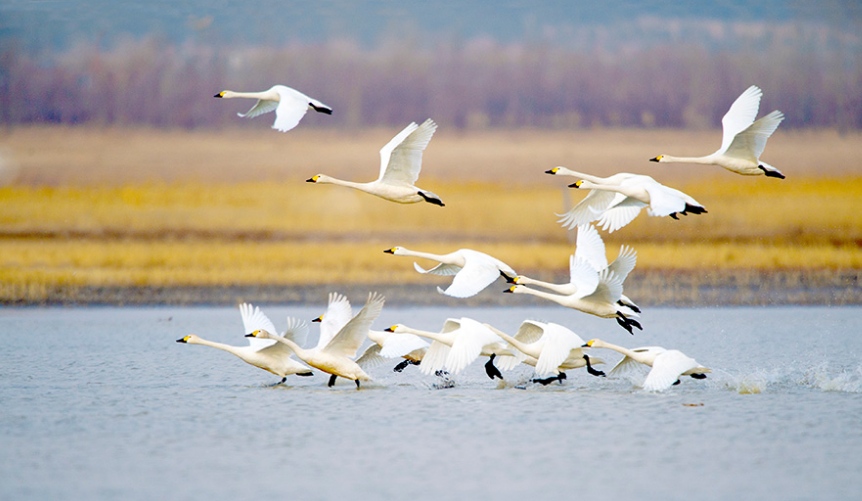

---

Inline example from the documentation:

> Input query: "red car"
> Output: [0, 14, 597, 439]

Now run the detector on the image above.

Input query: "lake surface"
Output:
[2, 304, 861, 500]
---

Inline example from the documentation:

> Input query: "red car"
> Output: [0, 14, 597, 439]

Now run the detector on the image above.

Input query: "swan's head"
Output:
[306, 174, 322, 183]
[583, 339, 599, 348]
[545, 167, 561, 175]
[311, 314, 323, 323]
[499, 270, 519, 284]
[384, 324, 406, 333]
[569, 180, 585, 189]
[649, 155, 664, 162]
[245, 329, 275, 339]
[176, 335, 199, 343]
[214, 90, 232, 99]
[383, 246, 406, 255]
[503, 285, 521, 294]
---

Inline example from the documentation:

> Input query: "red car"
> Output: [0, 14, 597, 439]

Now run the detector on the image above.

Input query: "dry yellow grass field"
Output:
[0, 126, 860, 303]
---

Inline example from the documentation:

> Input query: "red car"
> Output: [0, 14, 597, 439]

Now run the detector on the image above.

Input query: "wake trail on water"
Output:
[718, 362, 862, 394]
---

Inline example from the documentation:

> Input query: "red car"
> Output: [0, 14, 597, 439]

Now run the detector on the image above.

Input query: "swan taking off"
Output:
[354, 329, 430, 373]
[247, 292, 385, 389]
[557, 172, 706, 233]
[649, 85, 785, 178]
[384, 246, 516, 298]
[214, 84, 332, 132]
[176, 303, 313, 384]
[584, 339, 711, 391]
[306, 119, 444, 206]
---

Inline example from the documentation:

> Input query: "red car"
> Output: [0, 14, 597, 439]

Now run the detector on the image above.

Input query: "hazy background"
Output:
[2, 0, 861, 131]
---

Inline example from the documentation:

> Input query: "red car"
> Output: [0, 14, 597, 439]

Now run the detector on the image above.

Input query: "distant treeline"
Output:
[2, 32, 860, 130]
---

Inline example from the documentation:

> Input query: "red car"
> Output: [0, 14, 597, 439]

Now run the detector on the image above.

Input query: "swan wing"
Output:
[574, 223, 608, 271]
[379, 118, 438, 185]
[414, 261, 461, 276]
[642, 350, 700, 391]
[355, 343, 388, 370]
[440, 254, 509, 298]
[569, 257, 600, 298]
[582, 268, 623, 303]
[535, 324, 584, 377]
[323, 292, 385, 358]
[281, 316, 310, 348]
[719, 85, 762, 154]
[608, 355, 648, 379]
[418, 340, 451, 375]
[557, 190, 616, 230]
[595, 198, 644, 233]
[514, 320, 547, 345]
[379, 333, 430, 358]
[239, 303, 278, 351]
[724, 110, 785, 161]
[641, 182, 687, 217]
[237, 99, 279, 119]
[316, 292, 353, 350]
[608, 245, 637, 284]
[444, 318, 502, 375]
[272, 98, 310, 132]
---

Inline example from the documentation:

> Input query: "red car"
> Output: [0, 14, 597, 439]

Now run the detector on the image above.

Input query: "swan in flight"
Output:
[306, 119, 444, 206]
[214, 84, 331, 132]
[584, 339, 711, 391]
[176, 303, 313, 384]
[559, 173, 706, 233]
[385, 246, 516, 298]
[354, 329, 430, 373]
[385, 318, 520, 379]
[649, 85, 785, 178]
[501, 223, 640, 315]
[247, 292, 385, 389]
[483, 321, 606, 384]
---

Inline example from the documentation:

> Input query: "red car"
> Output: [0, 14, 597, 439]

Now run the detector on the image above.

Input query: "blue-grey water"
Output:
[2, 305, 861, 500]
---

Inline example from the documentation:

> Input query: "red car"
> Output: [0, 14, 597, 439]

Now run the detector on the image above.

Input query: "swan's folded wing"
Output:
[557, 190, 616, 230]
[239, 303, 279, 350]
[444, 319, 502, 375]
[642, 350, 700, 391]
[414, 261, 461, 276]
[380, 118, 438, 185]
[322, 292, 385, 358]
[316, 292, 353, 350]
[608, 245, 637, 284]
[719, 85, 762, 154]
[272, 95, 311, 132]
[569, 257, 600, 299]
[355, 344, 387, 370]
[725, 110, 785, 161]
[237, 99, 278, 119]
[379, 333, 430, 359]
[574, 224, 608, 271]
[419, 341, 451, 375]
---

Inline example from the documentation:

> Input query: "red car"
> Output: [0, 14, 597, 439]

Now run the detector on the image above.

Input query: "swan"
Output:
[175, 302, 313, 384]
[214, 84, 332, 132]
[565, 174, 707, 233]
[354, 329, 430, 373]
[306, 119, 444, 206]
[384, 246, 516, 298]
[247, 292, 385, 389]
[385, 318, 520, 379]
[501, 223, 640, 314]
[483, 321, 606, 383]
[650, 85, 785, 178]
[584, 339, 711, 391]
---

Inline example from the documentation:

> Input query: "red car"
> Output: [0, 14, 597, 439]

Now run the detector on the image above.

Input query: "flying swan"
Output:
[176, 302, 313, 384]
[307, 119, 444, 206]
[384, 246, 516, 298]
[214, 84, 332, 132]
[649, 85, 785, 178]
[584, 339, 711, 391]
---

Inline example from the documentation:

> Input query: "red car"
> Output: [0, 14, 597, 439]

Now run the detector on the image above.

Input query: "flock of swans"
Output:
[178, 83, 785, 391]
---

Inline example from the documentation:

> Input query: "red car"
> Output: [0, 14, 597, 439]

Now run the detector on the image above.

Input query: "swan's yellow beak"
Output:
[544, 167, 559, 175]
[312, 315, 323, 323]
[584, 340, 596, 347]
[569, 180, 584, 188]
[384, 325, 397, 332]
[306, 175, 320, 183]
[176, 335, 191, 343]
[650, 155, 663, 162]
[503, 285, 516, 293]
[214, 91, 225, 98]
[383, 248, 395, 254]
[244, 330, 259, 338]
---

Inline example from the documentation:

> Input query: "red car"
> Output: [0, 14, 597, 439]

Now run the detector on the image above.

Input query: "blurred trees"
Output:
[1, 26, 860, 130]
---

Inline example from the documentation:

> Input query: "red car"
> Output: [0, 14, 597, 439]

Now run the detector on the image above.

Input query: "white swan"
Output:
[306, 119, 444, 206]
[214, 84, 332, 132]
[502, 223, 640, 314]
[585, 339, 711, 391]
[385, 318, 519, 379]
[384, 246, 516, 298]
[176, 302, 313, 384]
[354, 329, 430, 373]
[483, 321, 606, 383]
[650, 85, 785, 178]
[563, 173, 707, 232]
[247, 292, 385, 389]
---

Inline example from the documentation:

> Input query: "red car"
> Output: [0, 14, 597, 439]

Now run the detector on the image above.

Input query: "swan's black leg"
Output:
[669, 213, 679, 220]
[690, 373, 708, 380]
[673, 379, 681, 386]
[280, 377, 287, 384]
[393, 359, 411, 372]
[328, 374, 338, 387]
[484, 353, 504, 380]
[355, 380, 361, 390]
[297, 371, 314, 377]
[584, 355, 606, 377]
[759, 166, 785, 179]
[616, 315, 635, 335]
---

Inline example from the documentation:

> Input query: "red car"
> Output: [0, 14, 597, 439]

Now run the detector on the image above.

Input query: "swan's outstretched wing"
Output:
[582, 268, 624, 304]
[237, 99, 279, 120]
[608, 245, 637, 284]
[379, 333, 429, 359]
[323, 292, 385, 358]
[609, 346, 666, 379]
[282, 316, 309, 348]
[641, 182, 687, 218]
[557, 190, 617, 230]
[419, 341, 451, 375]
[439, 253, 511, 298]
[724, 110, 785, 161]
[316, 292, 353, 350]
[595, 198, 645, 233]
[534, 323, 585, 377]
[569, 257, 600, 299]
[718, 85, 762, 154]
[574, 224, 608, 271]
[239, 303, 278, 351]
[355, 343, 387, 370]
[272, 97, 310, 132]
[414, 262, 461, 276]
[378, 119, 438, 185]
[444, 318, 503, 375]
[642, 350, 701, 391]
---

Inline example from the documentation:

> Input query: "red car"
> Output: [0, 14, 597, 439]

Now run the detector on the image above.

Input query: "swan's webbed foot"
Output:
[418, 191, 445, 207]
[690, 373, 708, 380]
[532, 373, 563, 386]
[759, 165, 786, 179]
[584, 355, 606, 377]
[484, 353, 504, 380]
[618, 299, 642, 314]
[297, 371, 314, 377]
[669, 212, 679, 220]
[328, 374, 338, 387]
[393, 360, 411, 372]
[616, 313, 642, 335]
[673, 379, 681, 386]
[684, 203, 707, 215]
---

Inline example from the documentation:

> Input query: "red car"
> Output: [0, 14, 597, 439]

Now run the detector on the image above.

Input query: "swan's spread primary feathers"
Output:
[214, 84, 331, 132]
[385, 246, 515, 298]
[650, 85, 785, 178]
[306, 119, 444, 205]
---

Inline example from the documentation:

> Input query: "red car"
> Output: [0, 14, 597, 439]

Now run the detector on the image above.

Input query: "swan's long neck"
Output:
[518, 275, 569, 294]
[590, 340, 648, 364]
[399, 249, 461, 266]
[514, 285, 572, 306]
[558, 169, 609, 183]
[398, 326, 454, 345]
[318, 176, 370, 192]
[660, 154, 715, 165]
[270, 336, 308, 360]
[484, 325, 535, 357]
[222, 90, 278, 101]
[188, 337, 245, 358]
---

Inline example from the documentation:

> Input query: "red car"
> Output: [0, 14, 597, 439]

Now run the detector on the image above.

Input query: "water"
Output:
[2, 305, 861, 500]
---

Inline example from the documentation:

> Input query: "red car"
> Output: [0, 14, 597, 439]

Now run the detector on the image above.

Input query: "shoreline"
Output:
[4, 269, 859, 307]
